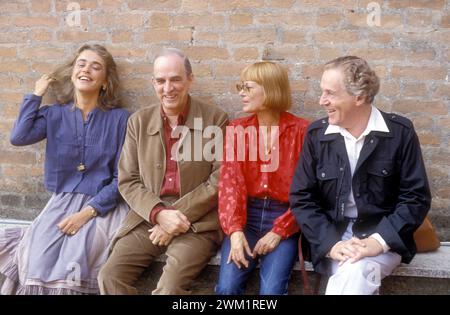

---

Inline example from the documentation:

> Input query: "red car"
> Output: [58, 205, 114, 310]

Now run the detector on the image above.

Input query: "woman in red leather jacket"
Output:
[216, 61, 309, 295]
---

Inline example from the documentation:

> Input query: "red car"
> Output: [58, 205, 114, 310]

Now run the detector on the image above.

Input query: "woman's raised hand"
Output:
[33, 74, 55, 97]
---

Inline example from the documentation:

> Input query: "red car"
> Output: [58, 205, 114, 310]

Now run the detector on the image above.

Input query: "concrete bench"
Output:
[1, 218, 449, 294]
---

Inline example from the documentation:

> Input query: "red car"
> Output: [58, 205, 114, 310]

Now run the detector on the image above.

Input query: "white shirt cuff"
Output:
[370, 233, 390, 253]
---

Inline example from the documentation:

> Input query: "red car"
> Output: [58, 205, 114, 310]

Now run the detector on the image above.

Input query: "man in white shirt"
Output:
[289, 56, 431, 294]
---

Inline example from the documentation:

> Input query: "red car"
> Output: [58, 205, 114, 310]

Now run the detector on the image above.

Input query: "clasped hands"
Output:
[148, 209, 191, 246]
[227, 231, 282, 269]
[329, 236, 384, 266]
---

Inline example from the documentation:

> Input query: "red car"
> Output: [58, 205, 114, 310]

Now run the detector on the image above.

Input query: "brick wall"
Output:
[0, 0, 449, 239]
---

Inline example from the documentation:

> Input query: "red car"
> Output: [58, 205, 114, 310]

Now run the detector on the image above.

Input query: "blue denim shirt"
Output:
[10, 94, 129, 215]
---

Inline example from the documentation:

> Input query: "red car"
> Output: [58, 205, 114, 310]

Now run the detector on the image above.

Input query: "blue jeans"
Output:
[215, 197, 298, 295]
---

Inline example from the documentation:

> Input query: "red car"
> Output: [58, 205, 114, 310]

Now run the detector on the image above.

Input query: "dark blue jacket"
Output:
[10, 94, 129, 215]
[289, 111, 431, 275]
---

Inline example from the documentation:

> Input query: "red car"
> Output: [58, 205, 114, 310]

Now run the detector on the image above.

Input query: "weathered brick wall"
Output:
[1, 0, 449, 239]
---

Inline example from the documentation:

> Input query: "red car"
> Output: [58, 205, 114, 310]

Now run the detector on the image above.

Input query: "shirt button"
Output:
[370, 139, 374, 144]
[263, 184, 268, 188]
[362, 233, 367, 238]
[339, 167, 344, 172]
[356, 193, 361, 197]
[169, 178, 173, 181]
[382, 169, 388, 175]
[321, 172, 326, 178]
[156, 164, 162, 169]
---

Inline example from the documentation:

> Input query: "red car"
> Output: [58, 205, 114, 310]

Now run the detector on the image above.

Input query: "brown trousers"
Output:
[98, 221, 220, 295]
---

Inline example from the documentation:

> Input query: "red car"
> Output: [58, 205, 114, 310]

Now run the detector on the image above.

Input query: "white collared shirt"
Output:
[325, 106, 391, 252]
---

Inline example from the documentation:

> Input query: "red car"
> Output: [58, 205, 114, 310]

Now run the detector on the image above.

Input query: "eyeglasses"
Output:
[235, 82, 254, 93]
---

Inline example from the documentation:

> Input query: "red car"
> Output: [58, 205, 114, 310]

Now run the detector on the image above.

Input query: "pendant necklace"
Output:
[74, 106, 86, 172]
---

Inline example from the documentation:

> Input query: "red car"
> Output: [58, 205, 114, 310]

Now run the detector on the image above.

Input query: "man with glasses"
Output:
[98, 48, 228, 294]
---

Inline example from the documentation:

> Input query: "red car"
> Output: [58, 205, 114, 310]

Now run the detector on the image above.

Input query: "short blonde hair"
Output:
[240, 62, 292, 111]
[324, 56, 380, 104]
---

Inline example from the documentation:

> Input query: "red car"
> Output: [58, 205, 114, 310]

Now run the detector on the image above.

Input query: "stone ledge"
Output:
[2, 219, 450, 280]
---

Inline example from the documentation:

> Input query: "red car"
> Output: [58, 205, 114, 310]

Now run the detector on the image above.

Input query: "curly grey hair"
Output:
[324, 56, 380, 104]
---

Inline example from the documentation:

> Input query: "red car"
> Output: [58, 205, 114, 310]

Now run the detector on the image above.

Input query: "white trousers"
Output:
[325, 222, 402, 295]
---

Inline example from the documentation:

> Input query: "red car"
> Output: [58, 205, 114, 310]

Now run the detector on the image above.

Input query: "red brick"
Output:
[31, 62, 55, 74]
[230, 14, 253, 26]
[263, 46, 315, 62]
[191, 79, 232, 94]
[0, 47, 16, 57]
[12, 16, 59, 28]
[121, 78, 152, 91]
[411, 115, 433, 129]
[437, 118, 450, 129]
[301, 65, 323, 80]
[349, 48, 405, 61]
[403, 83, 428, 97]
[380, 81, 401, 97]
[347, 13, 402, 28]
[433, 85, 450, 98]
[392, 66, 446, 80]
[418, 132, 440, 146]
[370, 33, 394, 45]
[142, 29, 192, 43]
[56, 0, 97, 11]
[0, 31, 28, 43]
[92, 14, 145, 28]
[185, 47, 230, 60]
[282, 31, 306, 44]
[31, 0, 52, 13]
[1, 93, 24, 104]
[19, 47, 66, 60]
[214, 63, 247, 77]
[0, 2, 27, 13]
[393, 100, 447, 115]
[181, 0, 209, 11]
[298, 0, 354, 7]
[106, 47, 147, 58]
[210, 0, 265, 11]
[256, 14, 315, 27]
[233, 48, 259, 61]
[317, 13, 342, 28]
[224, 30, 277, 44]
[0, 75, 24, 90]
[117, 61, 153, 76]
[0, 150, 36, 165]
[388, 0, 445, 10]
[0, 60, 29, 74]
[31, 30, 53, 42]
[291, 80, 310, 92]
[266, 0, 295, 8]
[112, 30, 133, 43]
[314, 31, 360, 44]
[407, 49, 436, 62]
[57, 31, 106, 42]
[407, 13, 434, 27]
[149, 13, 170, 28]
[194, 31, 220, 42]
[441, 15, 450, 28]
[127, 0, 180, 10]
[319, 48, 343, 61]
[191, 64, 211, 77]
[173, 14, 225, 28]
[99, 0, 124, 11]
